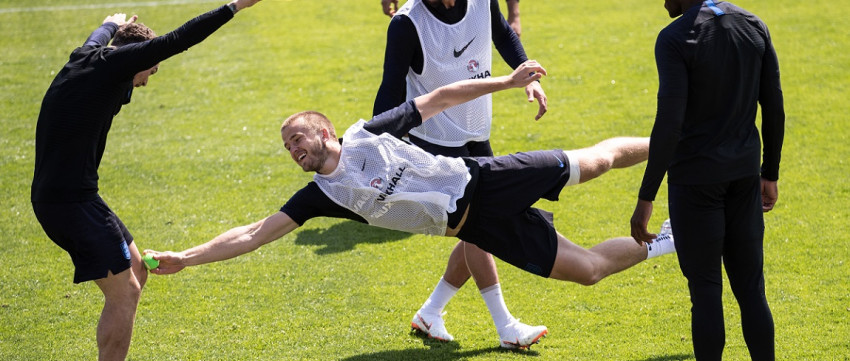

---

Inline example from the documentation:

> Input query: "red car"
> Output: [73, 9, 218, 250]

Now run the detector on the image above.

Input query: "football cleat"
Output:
[499, 319, 548, 349]
[411, 311, 454, 342]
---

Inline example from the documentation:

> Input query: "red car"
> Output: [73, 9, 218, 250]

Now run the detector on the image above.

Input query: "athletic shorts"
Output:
[409, 134, 494, 157]
[457, 150, 580, 277]
[32, 196, 133, 283]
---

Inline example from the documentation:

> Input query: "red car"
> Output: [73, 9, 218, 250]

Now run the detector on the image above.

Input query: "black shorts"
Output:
[32, 196, 133, 283]
[409, 134, 494, 157]
[457, 150, 578, 277]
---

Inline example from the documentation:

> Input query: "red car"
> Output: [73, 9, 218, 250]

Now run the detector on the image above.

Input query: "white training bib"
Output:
[314, 120, 471, 235]
[396, 0, 493, 146]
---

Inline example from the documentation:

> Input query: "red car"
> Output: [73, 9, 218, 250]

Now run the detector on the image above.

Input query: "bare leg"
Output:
[441, 241, 473, 288]
[570, 137, 649, 183]
[93, 242, 146, 361]
[549, 232, 647, 284]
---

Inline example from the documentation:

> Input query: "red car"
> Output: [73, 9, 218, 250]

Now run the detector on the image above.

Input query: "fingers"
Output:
[143, 250, 185, 275]
[535, 101, 547, 120]
[762, 200, 775, 212]
[128, 14, 138, 24]
[525, 82, 547, 120]
[382, 0, 398, 17]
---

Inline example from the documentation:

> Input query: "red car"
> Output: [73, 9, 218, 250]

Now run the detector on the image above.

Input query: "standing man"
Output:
[373, 0, 547, 348]
[30, 1, 262, 359]
[630, 1, 784, 360]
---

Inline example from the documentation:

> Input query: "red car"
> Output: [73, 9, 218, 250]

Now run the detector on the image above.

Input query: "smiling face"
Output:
[282, 119, 329, 173]
[281, 111, 340, 174]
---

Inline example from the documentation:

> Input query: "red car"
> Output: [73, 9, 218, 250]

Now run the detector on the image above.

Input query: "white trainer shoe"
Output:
[649, 219, 676, 256]
[499, 319, 548, 349]
[411, 311, 454, 342]
[659, 218, 672, 236]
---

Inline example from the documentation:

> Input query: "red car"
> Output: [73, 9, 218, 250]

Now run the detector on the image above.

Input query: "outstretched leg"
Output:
[569, 137, 649, 183]
[548, 232, 649, 283]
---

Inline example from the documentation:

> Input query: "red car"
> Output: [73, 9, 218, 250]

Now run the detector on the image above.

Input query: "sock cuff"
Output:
[479, 283, 501, 295]
[438, 277, 460, 292]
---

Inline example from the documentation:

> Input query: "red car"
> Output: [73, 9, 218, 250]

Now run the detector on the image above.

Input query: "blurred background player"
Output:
[30, 1, 262, 359]
[373, 0, 547, 348]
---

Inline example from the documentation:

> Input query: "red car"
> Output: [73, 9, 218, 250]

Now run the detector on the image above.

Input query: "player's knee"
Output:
[576, 273, 603, 286]
[136, 268, 148, 290]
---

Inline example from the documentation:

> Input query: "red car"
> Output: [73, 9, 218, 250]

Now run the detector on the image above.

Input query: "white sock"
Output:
[420, 277, 459, 315]
[480, 283, 513, 330]
[646, 233, 676, 259]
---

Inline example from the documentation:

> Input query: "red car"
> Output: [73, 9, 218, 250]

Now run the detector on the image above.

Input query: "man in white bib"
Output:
[373, 0, 547, 346]
[147, 61, 675, 350]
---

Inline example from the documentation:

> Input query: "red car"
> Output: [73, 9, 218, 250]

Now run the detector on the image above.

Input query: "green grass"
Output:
[1, 0, 848, 359]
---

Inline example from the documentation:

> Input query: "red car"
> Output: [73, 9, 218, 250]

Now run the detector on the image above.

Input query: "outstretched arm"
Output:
[414, 60, 546, 122]
[147, 211, 298, 274]
[107, 0, 263, 79]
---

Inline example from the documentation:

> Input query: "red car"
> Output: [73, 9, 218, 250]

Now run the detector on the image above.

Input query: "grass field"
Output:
[1, 0, 848, 359]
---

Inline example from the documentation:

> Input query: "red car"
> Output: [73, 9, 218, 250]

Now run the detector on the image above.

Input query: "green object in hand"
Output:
[142, 254, 159, 270]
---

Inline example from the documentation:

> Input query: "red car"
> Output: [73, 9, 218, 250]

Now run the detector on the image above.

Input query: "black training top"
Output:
[281, 100, 478, 229]
[373, 0, 526, 115]
[639, 1, 785, 201]
[31, 5, 235, 202]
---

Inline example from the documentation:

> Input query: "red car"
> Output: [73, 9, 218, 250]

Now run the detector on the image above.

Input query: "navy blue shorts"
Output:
[32, 196, 133, 283]
[457, 150, 577, 277]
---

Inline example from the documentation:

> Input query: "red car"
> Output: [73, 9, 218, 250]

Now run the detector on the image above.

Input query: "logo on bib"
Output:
[467, 59, 479, 72]
[370, 178, 384, 191]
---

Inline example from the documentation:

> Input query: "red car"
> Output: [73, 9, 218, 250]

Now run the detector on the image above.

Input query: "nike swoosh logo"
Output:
[453, 36, 475, 58]
[554, 154, 565, 168]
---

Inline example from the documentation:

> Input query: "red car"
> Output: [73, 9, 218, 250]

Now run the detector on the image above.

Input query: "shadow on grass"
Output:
[632, 354, 694, 361]
[293, 220, 411, 255]
[340, 333, 542, 361]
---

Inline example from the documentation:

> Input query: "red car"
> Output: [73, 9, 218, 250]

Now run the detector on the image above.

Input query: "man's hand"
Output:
[525, 81, 547, 120]
[761, 178, 779, 212]
[507, 60, 546, 88]
[382, 0, 399, 17]
[143, 250, 187, 275]
[103, 13, 137, 26]
[630, 199, 656, 245]
[231, 0, 262, 13]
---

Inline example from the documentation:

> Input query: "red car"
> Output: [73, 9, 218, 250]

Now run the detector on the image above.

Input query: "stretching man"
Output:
[31, 1, 262, 359]
[374, 0, 546, 346]
[146, 62, 676, 350]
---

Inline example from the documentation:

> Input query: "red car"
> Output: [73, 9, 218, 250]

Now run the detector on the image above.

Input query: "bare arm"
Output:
[147, 211, 298, 274]
[505, 0, 521, 37]
[414, 60, 546, 122]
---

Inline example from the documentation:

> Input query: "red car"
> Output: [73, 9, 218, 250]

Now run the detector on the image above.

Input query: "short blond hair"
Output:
[281, 111, 337, 139]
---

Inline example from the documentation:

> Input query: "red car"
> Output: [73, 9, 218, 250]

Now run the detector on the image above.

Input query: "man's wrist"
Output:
[227, 2, 238, 14]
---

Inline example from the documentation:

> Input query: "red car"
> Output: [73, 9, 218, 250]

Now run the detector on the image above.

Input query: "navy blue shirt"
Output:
[639, 1, 785, 201]
[32, 6, 235, 202]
